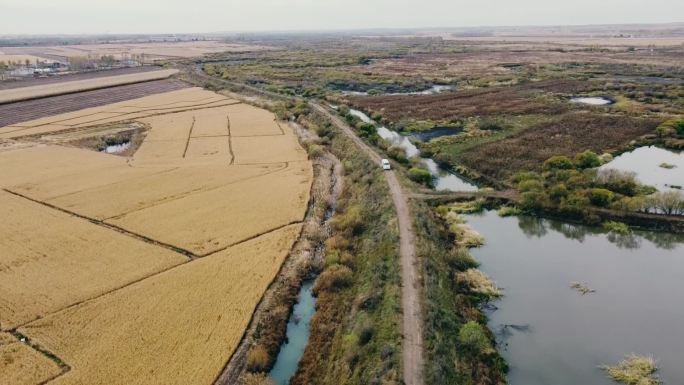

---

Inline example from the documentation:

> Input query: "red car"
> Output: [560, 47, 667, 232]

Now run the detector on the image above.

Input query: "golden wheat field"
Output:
[0, 333, 62, 385]
[0, 87, 312, 384]
[0, 69, 178, 104]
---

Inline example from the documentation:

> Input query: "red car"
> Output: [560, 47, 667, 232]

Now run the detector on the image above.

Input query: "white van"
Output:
[381, 159, 391, 170]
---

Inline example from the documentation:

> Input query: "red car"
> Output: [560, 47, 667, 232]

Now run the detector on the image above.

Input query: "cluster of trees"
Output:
[515, 150, 684, 217]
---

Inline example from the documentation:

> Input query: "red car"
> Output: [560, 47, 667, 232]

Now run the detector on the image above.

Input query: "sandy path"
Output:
[311, 103, 424, 385]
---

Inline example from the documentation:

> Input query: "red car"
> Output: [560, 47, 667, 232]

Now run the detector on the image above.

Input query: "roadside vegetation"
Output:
[412, 199, 506, 385]
[289, 112, 403, 385]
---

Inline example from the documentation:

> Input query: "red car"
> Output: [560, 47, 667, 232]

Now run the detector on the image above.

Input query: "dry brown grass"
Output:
[0, 332, 62, 385]
[455, 269, 502, 297]
[602, 354, 660, 385]
[20, 225, 302, 385]
[0, 69, 178, 104]
[459, 112, 663, 181]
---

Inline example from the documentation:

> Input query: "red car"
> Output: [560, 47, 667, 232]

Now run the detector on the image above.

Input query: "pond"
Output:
[570, 97, 613, 106]
[600, 146, 684, 191]
[466, 210, 684, 385]
[410, 127, 463, 142]
[103, 142, 131, 154]
[349, 109, 477, 192]
[342, 84, 453, 96]
[269, 281, 316, 385]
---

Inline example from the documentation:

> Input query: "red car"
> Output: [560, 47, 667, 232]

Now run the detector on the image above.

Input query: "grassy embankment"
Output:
[412, 198, 507, 385]
[287, 111, 403, 385]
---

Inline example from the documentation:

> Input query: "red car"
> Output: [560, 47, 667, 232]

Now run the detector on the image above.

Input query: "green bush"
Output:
[603, 221, 630, 234]
[314, 264, 354, 293]
[387, 145, 408, 164]
[458, 321, 493, 355]
[560, 191, 590, 214]
[307, 144, 324, 158]
[589, 188, 616, 207]
[543, 155, 575, 171]
[518, 179, 544, 192]
[521, 190, 549, 211]
[408, 167, 433, 187]
[575, 150, 601, 169]
[549, 183, 569, 201]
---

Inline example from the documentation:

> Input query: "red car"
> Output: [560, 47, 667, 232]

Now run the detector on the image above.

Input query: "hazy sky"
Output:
[2, 0, 683, 35]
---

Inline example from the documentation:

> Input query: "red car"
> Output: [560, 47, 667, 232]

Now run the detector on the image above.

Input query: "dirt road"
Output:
[311, 103, 424, 385]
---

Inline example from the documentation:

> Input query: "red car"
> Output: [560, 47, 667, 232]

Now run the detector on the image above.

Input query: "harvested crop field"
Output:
[0, 79, 189, 128]
[0, 69, 178, 104]
[0, 332, 62, 385]
[0, 87, 313, 384]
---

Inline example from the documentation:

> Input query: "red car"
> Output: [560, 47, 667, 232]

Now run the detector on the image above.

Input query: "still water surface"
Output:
[467, 211, 684, 385]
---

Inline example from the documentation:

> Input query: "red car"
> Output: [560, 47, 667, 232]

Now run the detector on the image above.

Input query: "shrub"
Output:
[307, 144, 324, 158]
[356, 122, 377, 139]
[603, 221, 630, 235]
[521, 190, 549, 211]
[543, 155, 575, 171]
[408, 167, 433, 187]
[589, 188, 616, 207]
[560, 192, 590, 214]
[458, 321, 494, 355]
[549, 183, 569, 201]
[575, 150, 601, 169]
[595, 169, 640, 196]
[387, 145, 408, 164]
[246, 345, 270, 372]
[497, 206, 522, 217]
[512, 171, 542, 183]
[314, 264, 354, 293]
[518, 179, 544, 192]
[331, 205, 364, 234]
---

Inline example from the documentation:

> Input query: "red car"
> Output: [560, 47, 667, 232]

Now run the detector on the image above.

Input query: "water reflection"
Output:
[468, 211, 684, 385]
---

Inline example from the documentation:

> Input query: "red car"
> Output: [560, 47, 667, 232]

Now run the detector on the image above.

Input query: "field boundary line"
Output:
[8, 331, 71, 384]
[197, 220, 304, 258]
[226, 114, 235, 165]
[14, 223, 305, 332]
[3, 188, 197, 259]
[275, 119, 286, 135]
[182, 116, 196, 158]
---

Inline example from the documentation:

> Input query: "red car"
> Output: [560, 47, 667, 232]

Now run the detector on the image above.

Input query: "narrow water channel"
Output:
[269, 281, 316, 385]
[466, 210, 684, 385]
[268, 162, 339, 384]
[349, 108, 477, 192]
